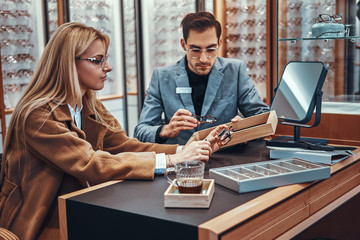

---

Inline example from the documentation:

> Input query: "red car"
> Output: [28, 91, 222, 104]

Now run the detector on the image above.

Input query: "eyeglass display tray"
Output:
[185, 111, 278, 149]
[209, 158, 330, 193]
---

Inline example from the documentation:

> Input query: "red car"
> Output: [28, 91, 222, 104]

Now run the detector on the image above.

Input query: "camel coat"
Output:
[0, 98, 177, 240]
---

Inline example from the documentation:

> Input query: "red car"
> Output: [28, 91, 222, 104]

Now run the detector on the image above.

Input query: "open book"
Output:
[267, 146, 355, 165]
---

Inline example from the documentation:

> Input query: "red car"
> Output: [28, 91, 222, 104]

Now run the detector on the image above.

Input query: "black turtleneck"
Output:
[155, 59, 210, 143]
[185, 58, 209, 116]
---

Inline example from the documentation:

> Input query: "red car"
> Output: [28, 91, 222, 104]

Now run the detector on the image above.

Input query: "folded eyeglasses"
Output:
[218, 126, 234, 143]
[192, 115, 217, 124]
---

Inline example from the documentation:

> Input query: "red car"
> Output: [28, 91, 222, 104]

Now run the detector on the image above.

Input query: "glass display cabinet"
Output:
[219, 0, 269, 102]
[0, 0, 46, 144]
[0, 0, 214, 146]
[274, 0, 360, 145]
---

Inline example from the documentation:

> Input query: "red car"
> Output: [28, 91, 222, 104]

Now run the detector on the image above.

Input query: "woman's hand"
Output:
[168, 140, 212, 166]
[204, 125, 231, 153]
[166, 125, 231, 167]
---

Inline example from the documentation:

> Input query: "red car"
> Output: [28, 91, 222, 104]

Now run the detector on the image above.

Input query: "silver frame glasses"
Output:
[76, 55, 109, 68]
[186, 47, 219, 59]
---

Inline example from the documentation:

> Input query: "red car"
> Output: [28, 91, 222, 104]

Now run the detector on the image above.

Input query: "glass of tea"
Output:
[167, 160, 205, 194]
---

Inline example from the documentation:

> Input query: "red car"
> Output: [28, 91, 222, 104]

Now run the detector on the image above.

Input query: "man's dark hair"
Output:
[180, 12, 222, 43]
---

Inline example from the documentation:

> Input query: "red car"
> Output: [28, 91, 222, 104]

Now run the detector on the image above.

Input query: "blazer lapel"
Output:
[175, 57, 195, 114]
[201, 59, 224, 116]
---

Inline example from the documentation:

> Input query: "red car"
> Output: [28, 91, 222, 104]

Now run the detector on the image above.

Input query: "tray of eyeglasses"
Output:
[209, 158, 330, 193]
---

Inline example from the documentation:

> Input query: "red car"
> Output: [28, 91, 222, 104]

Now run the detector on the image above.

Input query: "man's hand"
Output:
[231, 115, 243, 123]
[159, 109, 198, 139]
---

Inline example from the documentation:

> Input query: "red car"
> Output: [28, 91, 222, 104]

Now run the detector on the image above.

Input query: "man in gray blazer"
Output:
[134, 12, 269, 145]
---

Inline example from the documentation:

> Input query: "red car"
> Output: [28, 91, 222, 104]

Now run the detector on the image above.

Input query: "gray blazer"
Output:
[134, 56, 270, 145]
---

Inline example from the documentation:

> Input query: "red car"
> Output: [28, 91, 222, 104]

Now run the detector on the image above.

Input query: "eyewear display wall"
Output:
[0, 0, 359, 146]
[278, 0, 360, 111]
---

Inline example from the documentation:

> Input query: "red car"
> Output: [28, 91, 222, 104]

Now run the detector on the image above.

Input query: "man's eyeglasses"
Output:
[192, 115, 217, 124]
[315, 14, 342, 24]
[186, 47, 219, 59]
[76, 55, 109, 68]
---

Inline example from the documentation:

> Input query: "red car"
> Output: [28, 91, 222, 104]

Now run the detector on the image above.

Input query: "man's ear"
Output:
[218, 38, 222, 48]
[180, 39, 187, 51]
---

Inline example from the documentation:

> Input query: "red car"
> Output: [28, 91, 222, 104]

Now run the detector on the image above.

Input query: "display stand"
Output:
[266, 90, 329, 149]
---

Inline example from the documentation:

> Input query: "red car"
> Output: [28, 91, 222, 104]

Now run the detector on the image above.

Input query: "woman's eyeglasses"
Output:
[192, 115, 217, 124]
[76, 55, 109, 68]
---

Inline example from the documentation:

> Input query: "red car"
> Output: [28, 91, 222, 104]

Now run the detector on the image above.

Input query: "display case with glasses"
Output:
[0, 0, 218, 144]
[68, 0, 122, 97]
[46, 0, 59, 39]
[274, 0, 360, 145]
[312, 14, 350, 38]
[0, 0, 46, 143]
[141, 0, 198, 92]
[219, 0, 269, 103]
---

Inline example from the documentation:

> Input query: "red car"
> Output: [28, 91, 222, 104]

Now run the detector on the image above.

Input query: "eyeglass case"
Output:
[312, 22, 345, 38]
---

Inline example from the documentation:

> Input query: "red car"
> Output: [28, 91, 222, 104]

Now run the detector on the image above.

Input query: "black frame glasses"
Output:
[76, 55, 109, 68]
[316, 14, 343, 24]
[192, 115, 217, 124]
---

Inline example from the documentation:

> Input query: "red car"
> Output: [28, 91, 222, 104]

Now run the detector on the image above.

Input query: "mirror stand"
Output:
[267, 90, 330, 149]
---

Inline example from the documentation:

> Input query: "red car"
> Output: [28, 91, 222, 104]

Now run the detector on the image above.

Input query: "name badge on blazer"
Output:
[176, 87, 192, 94]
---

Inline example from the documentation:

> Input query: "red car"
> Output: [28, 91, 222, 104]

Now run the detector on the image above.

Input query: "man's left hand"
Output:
[231, 115, 243, 123]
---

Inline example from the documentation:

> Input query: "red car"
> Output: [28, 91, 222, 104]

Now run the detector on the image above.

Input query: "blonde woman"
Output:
[0, 22, 227, 240]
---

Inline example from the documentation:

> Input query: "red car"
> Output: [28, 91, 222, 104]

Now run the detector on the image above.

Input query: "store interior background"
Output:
[1, 1, 360, 238]
[0, 0, 360, 154]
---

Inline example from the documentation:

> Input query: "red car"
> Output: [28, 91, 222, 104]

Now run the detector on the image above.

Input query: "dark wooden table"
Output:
[59, 140, 360, 240]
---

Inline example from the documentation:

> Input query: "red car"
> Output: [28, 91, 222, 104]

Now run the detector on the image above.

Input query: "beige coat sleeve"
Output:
[23, 107, 176, 185]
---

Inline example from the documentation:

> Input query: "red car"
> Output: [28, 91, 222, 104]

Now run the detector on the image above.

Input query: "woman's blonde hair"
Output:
[1, 22, 114, 181]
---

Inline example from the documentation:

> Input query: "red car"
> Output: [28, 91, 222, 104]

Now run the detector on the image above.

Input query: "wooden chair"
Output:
[0, 228, 19, 240]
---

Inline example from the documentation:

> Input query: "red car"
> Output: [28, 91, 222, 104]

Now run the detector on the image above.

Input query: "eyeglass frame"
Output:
[192, 115, 217, 124]
[217, 126, 234, 145]
[185, 47, 219, 59]
[315, 14, 343, 24]
[76, 55, 109, 68]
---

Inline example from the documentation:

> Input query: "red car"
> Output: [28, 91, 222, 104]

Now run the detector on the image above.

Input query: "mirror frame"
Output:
[271, 61, 328, 125]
